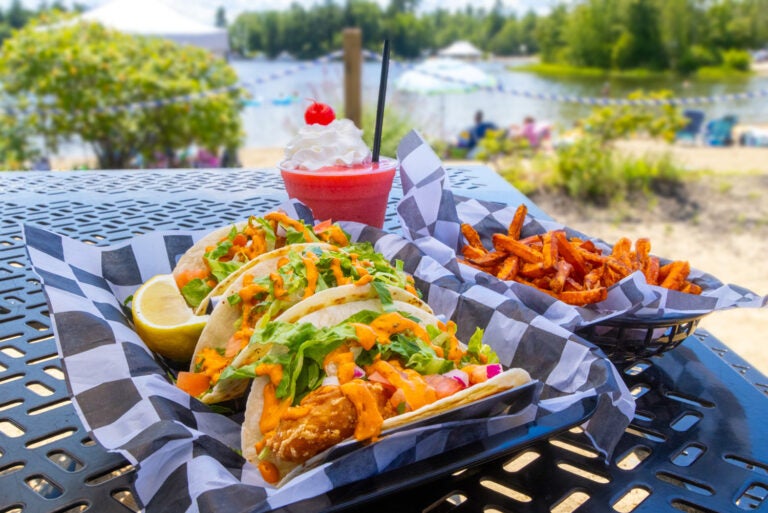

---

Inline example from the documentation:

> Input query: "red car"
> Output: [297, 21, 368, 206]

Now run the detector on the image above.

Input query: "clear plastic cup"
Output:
[279, 157, 397, 228]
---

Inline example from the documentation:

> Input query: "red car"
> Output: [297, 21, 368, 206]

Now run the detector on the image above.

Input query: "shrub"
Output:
[361, 104, 414, 159]
[677, 45, 718, 74]
[722, 49, 751, 72]
[0, 15, 243, 169]
[553, 135, 623, 204]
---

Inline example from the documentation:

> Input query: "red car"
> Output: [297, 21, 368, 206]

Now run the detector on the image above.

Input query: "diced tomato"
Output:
[388, 388, 408, 412]
[232, 233, 248, 247]
[174, 268, 209, 289]
[465, 365, 490, 385]
[367, 371, 396, 394]
[176, 371, 211, 397]
[313, 219, 333, 233]
[425, 374, 464, 399]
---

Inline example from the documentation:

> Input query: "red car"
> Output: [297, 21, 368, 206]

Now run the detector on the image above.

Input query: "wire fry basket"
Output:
[576, 315, 704, 363]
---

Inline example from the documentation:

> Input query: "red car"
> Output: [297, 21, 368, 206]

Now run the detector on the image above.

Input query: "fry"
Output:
[493, 233, 544, 263]
[508, 204, 527, 240]
[643, 256, 660, 286]
[462, 245, 487, 260]
[560, 288, 607, 305]
[461, 224, 486, 253]
[553, 231, 588, 278]
[542, 232, 557, 270]
[496, 256, 519, 281]
[467, 250, 508, 267]
[660, 261, 690, 291]
[550, 260, 572, 294]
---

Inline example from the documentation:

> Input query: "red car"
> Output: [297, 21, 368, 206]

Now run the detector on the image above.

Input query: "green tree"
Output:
[0, 112, 41, 170]
[344, 0, 384, 51]
[611, 0, 667, 70]
[489, 16, 521, 56]
[7, 0, 29, 28]
[215, 6, 227, 28]
[0, 19, 244, 169]
[535, 5, 568, 62]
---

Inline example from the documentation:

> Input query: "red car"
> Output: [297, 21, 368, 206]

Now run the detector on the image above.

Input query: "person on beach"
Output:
[519, 116, 551, 150]
[455, 110, 498, 158]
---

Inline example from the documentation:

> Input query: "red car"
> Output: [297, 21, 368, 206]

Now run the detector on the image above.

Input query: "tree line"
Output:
[228, 0, 768, 72]
[0, 0, 85, 43]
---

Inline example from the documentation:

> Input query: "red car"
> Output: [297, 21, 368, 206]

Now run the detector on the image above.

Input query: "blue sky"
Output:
[1, 0, 558, 25]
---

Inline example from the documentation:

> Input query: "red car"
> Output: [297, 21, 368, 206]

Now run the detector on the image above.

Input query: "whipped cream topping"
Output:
[283, 118, 371, 171]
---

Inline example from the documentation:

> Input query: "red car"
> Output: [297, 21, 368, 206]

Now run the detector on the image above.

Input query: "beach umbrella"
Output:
[395, 58, 497, 139]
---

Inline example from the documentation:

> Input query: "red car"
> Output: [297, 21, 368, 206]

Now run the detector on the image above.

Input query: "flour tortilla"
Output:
[173, 221, 258, 315]
[240, 293, 531, 486]
[190, 243, 331, 404]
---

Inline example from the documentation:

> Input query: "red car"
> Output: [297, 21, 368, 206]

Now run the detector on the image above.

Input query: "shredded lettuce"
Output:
[181, 278, 213, 308]
[465, 327, 500, 365]
[371, 281, 394, 312]
[254, 217, 277, 247]
[206, 257, 243, 283]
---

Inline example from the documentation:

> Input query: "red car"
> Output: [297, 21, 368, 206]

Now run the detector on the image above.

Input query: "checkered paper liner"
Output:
[396, 130, 767, 333]
[23, 199, 634, 513]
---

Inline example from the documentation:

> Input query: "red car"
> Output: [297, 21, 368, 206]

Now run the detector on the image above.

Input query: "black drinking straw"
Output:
[371, 39, 390, 163]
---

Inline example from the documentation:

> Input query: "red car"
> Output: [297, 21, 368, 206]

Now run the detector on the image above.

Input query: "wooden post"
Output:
[343, 28, 362, 128]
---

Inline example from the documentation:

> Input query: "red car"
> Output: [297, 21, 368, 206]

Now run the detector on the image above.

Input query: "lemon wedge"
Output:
[131, 274, 209, 362]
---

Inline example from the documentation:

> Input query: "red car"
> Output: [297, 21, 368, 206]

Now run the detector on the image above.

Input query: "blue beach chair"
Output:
[704, 115, 738, 146]
[675, 109, 705, 145]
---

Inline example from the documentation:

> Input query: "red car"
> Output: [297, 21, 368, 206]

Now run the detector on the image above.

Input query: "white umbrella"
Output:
[395, 58, 497, 139]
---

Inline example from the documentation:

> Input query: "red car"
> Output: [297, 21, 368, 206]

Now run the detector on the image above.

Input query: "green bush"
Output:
[361, 104, 414, 160]
[722, 49, 751, 71]
[552, 135, 685, 204]
[677, 45, 719, 74]
[554, 135, 623, 204]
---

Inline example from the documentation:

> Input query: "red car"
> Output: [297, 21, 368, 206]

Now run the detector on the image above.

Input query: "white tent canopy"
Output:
[437, 41, 483, 59]
[395, 58, 497, 94]
[75, 0, 229, 56]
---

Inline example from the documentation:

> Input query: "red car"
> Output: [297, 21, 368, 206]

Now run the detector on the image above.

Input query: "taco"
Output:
[176, 243, 428, 404]
[173, 212, 349, 315]
[235, 284, 531, 486]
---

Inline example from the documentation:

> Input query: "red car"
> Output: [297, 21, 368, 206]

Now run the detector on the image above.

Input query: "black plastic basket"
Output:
[576, 314, 703, 363]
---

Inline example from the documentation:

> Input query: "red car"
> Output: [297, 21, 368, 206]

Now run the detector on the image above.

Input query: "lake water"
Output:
[234, 58, 768, 148]
[55, 58, 768, 160]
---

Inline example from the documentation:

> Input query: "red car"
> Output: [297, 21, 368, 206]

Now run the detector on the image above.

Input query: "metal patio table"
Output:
[0, 166, 766, 513]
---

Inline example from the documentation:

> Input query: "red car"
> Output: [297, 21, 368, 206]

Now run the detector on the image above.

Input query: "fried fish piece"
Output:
[267, 382, 394, 463]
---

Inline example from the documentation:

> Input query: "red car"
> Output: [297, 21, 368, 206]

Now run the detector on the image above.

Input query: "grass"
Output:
[516, 62, 752, 81]
[515, 62, 673, 80]
[694, 66, 753, 81]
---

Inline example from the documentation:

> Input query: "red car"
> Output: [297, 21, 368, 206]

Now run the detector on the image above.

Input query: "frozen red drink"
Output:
[279, 101, 397, 228]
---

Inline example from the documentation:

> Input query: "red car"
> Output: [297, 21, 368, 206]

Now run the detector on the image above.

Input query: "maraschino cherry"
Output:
[304, 100, 335, 126]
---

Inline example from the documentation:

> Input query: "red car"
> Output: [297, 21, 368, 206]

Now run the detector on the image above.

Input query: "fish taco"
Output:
[173, 212, 349, 315]
[234, 284, 531, 486]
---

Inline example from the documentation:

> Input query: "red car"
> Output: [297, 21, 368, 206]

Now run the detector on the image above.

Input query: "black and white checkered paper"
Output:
[24, 199, 633, 512]
[397, 130, 767, 331]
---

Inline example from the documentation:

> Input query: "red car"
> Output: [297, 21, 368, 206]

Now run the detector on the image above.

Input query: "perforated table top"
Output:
[1, 167, 766, 513]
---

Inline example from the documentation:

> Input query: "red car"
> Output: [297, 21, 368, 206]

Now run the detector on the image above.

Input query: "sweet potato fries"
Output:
[460, 205, 702, 306]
